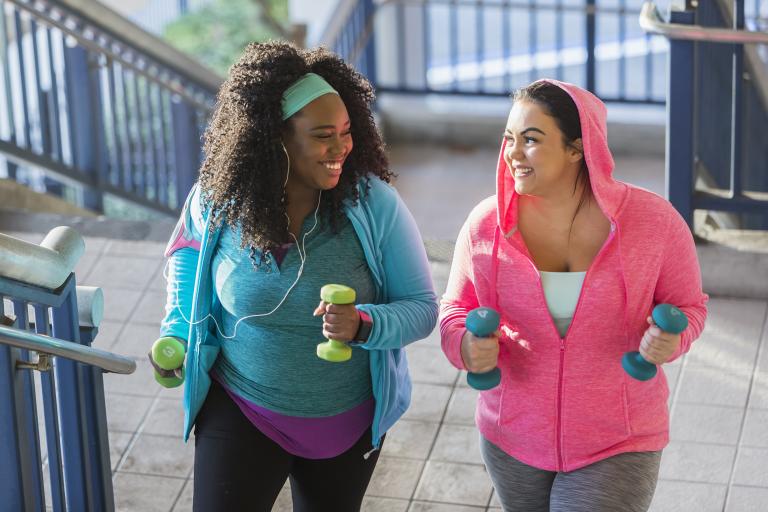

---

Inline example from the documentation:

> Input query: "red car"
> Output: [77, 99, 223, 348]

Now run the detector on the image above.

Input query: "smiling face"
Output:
[503, 100, 584, 198]
[282, 93, 353, 197]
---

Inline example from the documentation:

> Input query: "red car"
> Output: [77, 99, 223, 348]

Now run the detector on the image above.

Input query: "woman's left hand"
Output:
[313, 301, 361, 342]
[639, 316, 682, 365]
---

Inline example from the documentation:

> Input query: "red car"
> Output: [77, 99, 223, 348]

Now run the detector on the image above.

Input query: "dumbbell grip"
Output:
[622, 304, 688, 381]
[465, 307, 502, 390]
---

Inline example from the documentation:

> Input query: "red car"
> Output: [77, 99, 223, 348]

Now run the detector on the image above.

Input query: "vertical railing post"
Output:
[50, 276, 90, 510]
[0, 304, 45, 511]
[33, 303, 66, 511]
[64, 46, 105, 212]
[362, 0, 377, 86]
[0, 314, 27, 512]
[171, 96, 199, 205]
[79, 326, 114, 511]
[1, 3, 18, 181]
[730, 0, 745, 199]
[666, 8, 696, 227]
[586, 0, 597, 93]
[12, 300, 46, 511]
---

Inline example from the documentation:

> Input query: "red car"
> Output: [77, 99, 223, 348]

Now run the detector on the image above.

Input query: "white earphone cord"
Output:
[161, 142, 320, 340]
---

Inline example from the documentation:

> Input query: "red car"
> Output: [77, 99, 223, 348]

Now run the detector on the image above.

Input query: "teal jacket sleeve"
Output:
[355, 181, 438, 350]
[159, 185, 205, 344]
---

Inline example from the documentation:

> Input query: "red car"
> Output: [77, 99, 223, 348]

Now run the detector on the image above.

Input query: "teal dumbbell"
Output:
[151, 336, 186, 388]
[621, 304, 688, 381]
[316, 284, 356, 363]
[465, 307, 501, 390]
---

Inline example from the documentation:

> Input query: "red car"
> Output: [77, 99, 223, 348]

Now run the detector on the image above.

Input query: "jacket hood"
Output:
[496, 79, 629, 234]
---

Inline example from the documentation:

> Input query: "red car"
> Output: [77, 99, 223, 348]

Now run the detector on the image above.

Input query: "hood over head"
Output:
[496, 79, 628, 235]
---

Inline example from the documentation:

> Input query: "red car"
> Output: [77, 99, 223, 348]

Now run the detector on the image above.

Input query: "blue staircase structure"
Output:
[656, 0, 768, 228]
[0, 227, 135, 511]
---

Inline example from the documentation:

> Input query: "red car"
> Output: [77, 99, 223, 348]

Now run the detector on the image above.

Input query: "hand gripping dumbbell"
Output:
[465, 307, 502, 390]
[316, 284, 356, 363]
[150, 336, 186, 388]
[621, 303, 688, 381]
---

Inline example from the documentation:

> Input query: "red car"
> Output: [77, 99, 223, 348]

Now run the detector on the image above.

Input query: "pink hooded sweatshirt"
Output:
[439, 80, 708, 472]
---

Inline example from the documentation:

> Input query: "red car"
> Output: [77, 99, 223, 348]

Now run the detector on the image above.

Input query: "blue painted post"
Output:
[477, 1, 485, 92]
[363, 0, 377, 86]
[0, 313, 26, 512]
[45, 27, 64, 163]
[50, 277, 89, 510]
[78, 326, 114, 511]
[64, 46, 105, 212]
[0, 3, 18, 179]
[666, 9, 696, 227]
[13, 10, 32, 149]
[12, 300, 46, 511]
[171, 97, 199, 207]
[0, 300, 44, 511]
[33, 303, 66, 512]
[730, 0, 745, 199]
[398, 2, 407, 90]
[450, 3, 457, 92]
[586, 0, 596, 93]
[528, 0, 537, 84]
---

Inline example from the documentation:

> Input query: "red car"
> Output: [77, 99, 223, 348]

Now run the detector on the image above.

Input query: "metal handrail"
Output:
[640, 2, 768, 44]
[319, 0, 360, 48]
[0, 323, 136, 374]
[0, 227, 84, 290]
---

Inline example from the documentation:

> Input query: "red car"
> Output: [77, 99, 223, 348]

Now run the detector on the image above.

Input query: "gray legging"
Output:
[481, 436, 661, 512]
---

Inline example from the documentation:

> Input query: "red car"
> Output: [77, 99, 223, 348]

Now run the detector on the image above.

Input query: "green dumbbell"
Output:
[316, 284, 356, 363]
[621, 304, 689, 381]
[151, 336, 186, 388]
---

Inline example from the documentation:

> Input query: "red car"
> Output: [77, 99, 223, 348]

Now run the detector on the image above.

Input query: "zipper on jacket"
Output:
[522, 222, 618, 471]
[557, 338, 565, 470]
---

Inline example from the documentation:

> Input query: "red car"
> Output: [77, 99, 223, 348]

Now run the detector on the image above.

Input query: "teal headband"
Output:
[281, 73, 339, 120]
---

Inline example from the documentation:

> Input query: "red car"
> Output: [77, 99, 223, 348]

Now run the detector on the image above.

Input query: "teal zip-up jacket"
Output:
[160, 177, 438, 447]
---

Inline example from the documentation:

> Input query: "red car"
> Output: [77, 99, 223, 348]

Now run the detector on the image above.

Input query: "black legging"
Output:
[192, 381, 383, 512]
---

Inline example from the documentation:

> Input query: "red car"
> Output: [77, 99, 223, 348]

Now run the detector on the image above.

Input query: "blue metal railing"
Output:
[329, 0, 666, 103]
[0, 227, 135, 511]
[321, 0, 377, 83]
[651, 0, 768, 228]
[0, 0, 219, 215]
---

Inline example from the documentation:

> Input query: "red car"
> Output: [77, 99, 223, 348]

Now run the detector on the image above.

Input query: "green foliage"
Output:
[162, 0, 288, 76]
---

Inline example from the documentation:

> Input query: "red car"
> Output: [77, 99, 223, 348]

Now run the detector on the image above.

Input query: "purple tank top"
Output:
[216, 375, 375, 459]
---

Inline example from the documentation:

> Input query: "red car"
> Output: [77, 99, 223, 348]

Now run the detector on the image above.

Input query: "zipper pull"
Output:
[560, 339, 565, 350]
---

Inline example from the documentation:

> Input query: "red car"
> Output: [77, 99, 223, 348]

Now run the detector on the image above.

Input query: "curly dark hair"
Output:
[197, 41, 392, 251]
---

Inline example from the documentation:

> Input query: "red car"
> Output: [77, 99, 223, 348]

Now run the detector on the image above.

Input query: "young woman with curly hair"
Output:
[151, 41, 438, 511]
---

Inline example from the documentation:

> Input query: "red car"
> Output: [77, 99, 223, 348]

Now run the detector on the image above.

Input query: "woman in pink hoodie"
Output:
[439, 80, 708, 511]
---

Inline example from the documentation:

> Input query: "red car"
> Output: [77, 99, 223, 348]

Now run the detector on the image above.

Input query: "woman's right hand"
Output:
[460, 329, 499, 373]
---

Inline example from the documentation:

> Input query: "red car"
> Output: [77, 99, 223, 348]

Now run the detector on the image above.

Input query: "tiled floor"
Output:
[5, 144, 768, 511]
